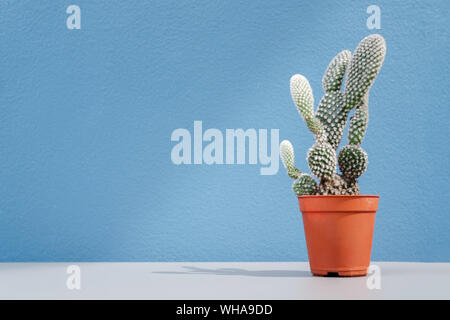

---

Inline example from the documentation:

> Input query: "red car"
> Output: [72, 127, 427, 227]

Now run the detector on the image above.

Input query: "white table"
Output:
[0, 262, 449, 300]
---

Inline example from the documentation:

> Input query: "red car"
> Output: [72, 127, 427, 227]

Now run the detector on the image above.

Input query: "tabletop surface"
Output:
[0, 262, 449, 300]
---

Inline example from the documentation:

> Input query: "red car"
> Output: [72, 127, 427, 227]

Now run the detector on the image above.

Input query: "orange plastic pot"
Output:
[298, 195, 379, 277]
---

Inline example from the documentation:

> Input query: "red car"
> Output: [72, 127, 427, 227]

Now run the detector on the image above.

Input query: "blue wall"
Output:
[0, 0, 449, 262]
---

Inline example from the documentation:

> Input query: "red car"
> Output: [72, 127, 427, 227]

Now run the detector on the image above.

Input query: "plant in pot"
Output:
[280, 34, 386, 277]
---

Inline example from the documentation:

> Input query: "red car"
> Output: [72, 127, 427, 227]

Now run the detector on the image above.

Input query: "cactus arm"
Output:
[290, 74, 314, 121]
[290, 74, 327, 142]
[322, 50, 351, 93]
[348, 92, 369, 145]
[315, 91, 347, 149]
[343, 34, 386, 111]
[279, 140, 301, 179]
[315, 51, 351, 149]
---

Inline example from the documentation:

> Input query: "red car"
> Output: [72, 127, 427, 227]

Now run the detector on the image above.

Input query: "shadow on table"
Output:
[153, 266, 312, 278]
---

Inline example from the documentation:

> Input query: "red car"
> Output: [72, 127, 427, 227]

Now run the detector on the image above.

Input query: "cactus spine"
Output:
[280, 35, 386, 196]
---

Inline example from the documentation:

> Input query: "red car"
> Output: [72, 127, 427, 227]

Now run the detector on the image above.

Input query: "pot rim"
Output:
[298, 195, 379, 199]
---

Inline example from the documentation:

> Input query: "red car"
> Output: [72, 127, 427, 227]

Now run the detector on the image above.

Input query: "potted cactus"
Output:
[280, 34, 386, 277]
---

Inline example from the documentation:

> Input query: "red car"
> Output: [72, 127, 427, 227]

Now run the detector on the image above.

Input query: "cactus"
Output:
[280, 34, 386, 196]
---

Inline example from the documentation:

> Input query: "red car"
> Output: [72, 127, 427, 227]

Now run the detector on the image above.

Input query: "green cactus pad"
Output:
[315, 91, 347, 149]
[280, 140, 295, 169]
[322, 50, 351, 92]
[348, 92, 369, 145]
[343, 34, 386, 111]
[290, 74, 314, 120]
[292, 174, 318, 196]
[338, 145, 368, 179]
[307, 143, 336, 179]
[290, 74, 325, 139]
[280, 140, 302, 179]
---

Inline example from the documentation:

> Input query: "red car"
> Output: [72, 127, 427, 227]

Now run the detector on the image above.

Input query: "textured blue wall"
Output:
[0, 0, 449, 262]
